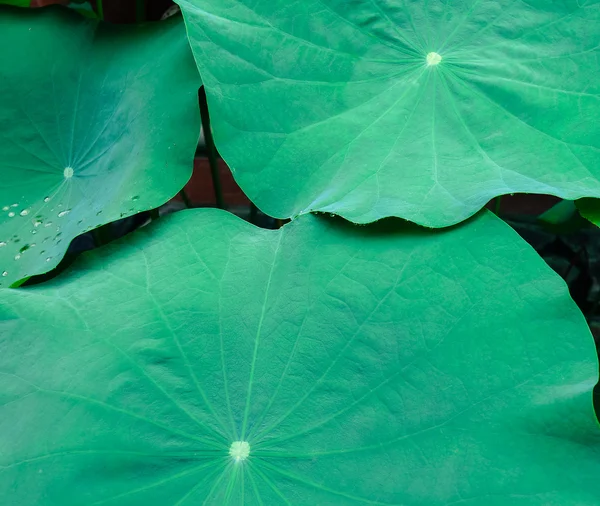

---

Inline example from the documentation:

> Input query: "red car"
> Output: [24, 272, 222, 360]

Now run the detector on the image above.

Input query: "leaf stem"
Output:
[179, 189, 192, 209]
[96, 0, 103, 20]
[494, 196, 502, 215]
[199, 87, 224, 209]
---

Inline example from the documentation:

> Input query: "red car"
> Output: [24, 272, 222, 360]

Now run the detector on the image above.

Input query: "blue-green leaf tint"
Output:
[1, 209, 599, 504]
[178, 0, 600, 227]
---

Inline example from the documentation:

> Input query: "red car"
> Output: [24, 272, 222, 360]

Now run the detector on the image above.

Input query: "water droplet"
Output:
[44, 222, 53, 227]
[14, 254, 21, 260]
[19, 245, 30, 253]
[43, 197, 50, 203]
[45, 257, 51, 262]
[132, 195, 140, 201]
[2, 206, 8, 211]
[8, 212, 15, 218]
[63, 166, 74, 178]
[58, 210, 70, 218]
[10, 204, 17, 208]
[96, 210, 102, 216]
[20, 209, 30, 216]
[1, 271, 7, 277]
[0, 242, 6, 247]
[31, 230, 37, 235]
[33, 221, 42, 227]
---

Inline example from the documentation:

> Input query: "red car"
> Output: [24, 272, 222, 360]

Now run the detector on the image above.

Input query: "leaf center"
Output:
[426, 52, 442, 66]
[229, 441, 250, 462]
[63, 167, 74, 179]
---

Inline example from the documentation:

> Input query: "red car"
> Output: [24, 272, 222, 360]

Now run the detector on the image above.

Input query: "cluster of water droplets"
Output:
[0, 195, 77, 279]
[0, 193, 144, 280]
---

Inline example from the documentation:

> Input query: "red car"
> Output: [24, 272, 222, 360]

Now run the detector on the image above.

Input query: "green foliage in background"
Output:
[178, 0, 599, 227]
[1, 0, 29, 6]
[0, 6, 200, 287]
[2, 209, 599, 504]
[577, 198, 600, 228]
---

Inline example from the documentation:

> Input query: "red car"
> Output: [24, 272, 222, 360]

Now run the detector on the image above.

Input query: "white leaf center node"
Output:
[229, 441, 250, 462]
[426, 52, 442, 66]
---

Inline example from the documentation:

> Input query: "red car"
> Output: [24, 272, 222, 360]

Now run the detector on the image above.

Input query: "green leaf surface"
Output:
[0, 6, 200, 287]
[177, 0, 600, 227]
[1, 209, 599, 504]
[576, 198, 600, 227]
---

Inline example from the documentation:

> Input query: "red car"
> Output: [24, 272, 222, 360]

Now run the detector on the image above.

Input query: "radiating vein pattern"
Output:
[0, 6, 200, 287]
[178, 0, 600, 227]
[1, 209, 599, 504]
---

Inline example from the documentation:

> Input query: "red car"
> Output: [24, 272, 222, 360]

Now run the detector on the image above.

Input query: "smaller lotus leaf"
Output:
[1, 209, 599, 504]
[0, 6, 200, 287]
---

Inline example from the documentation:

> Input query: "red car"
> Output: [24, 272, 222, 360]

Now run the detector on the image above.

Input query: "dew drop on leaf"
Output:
[1, 271, 7, 277]
[58, 210, 70, 218]
[0, 242, 6, 247]
[8, 212, 15, 218]
[43, 197, 50, 203]
[20, 209, 30, 216]
[14, 254, 21, 260]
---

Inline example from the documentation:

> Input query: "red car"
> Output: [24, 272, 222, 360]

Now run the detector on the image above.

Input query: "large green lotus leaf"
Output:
[176, 0, 600, 227]
[0, 6, 200, 287]
[1, 209, 600, 504]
